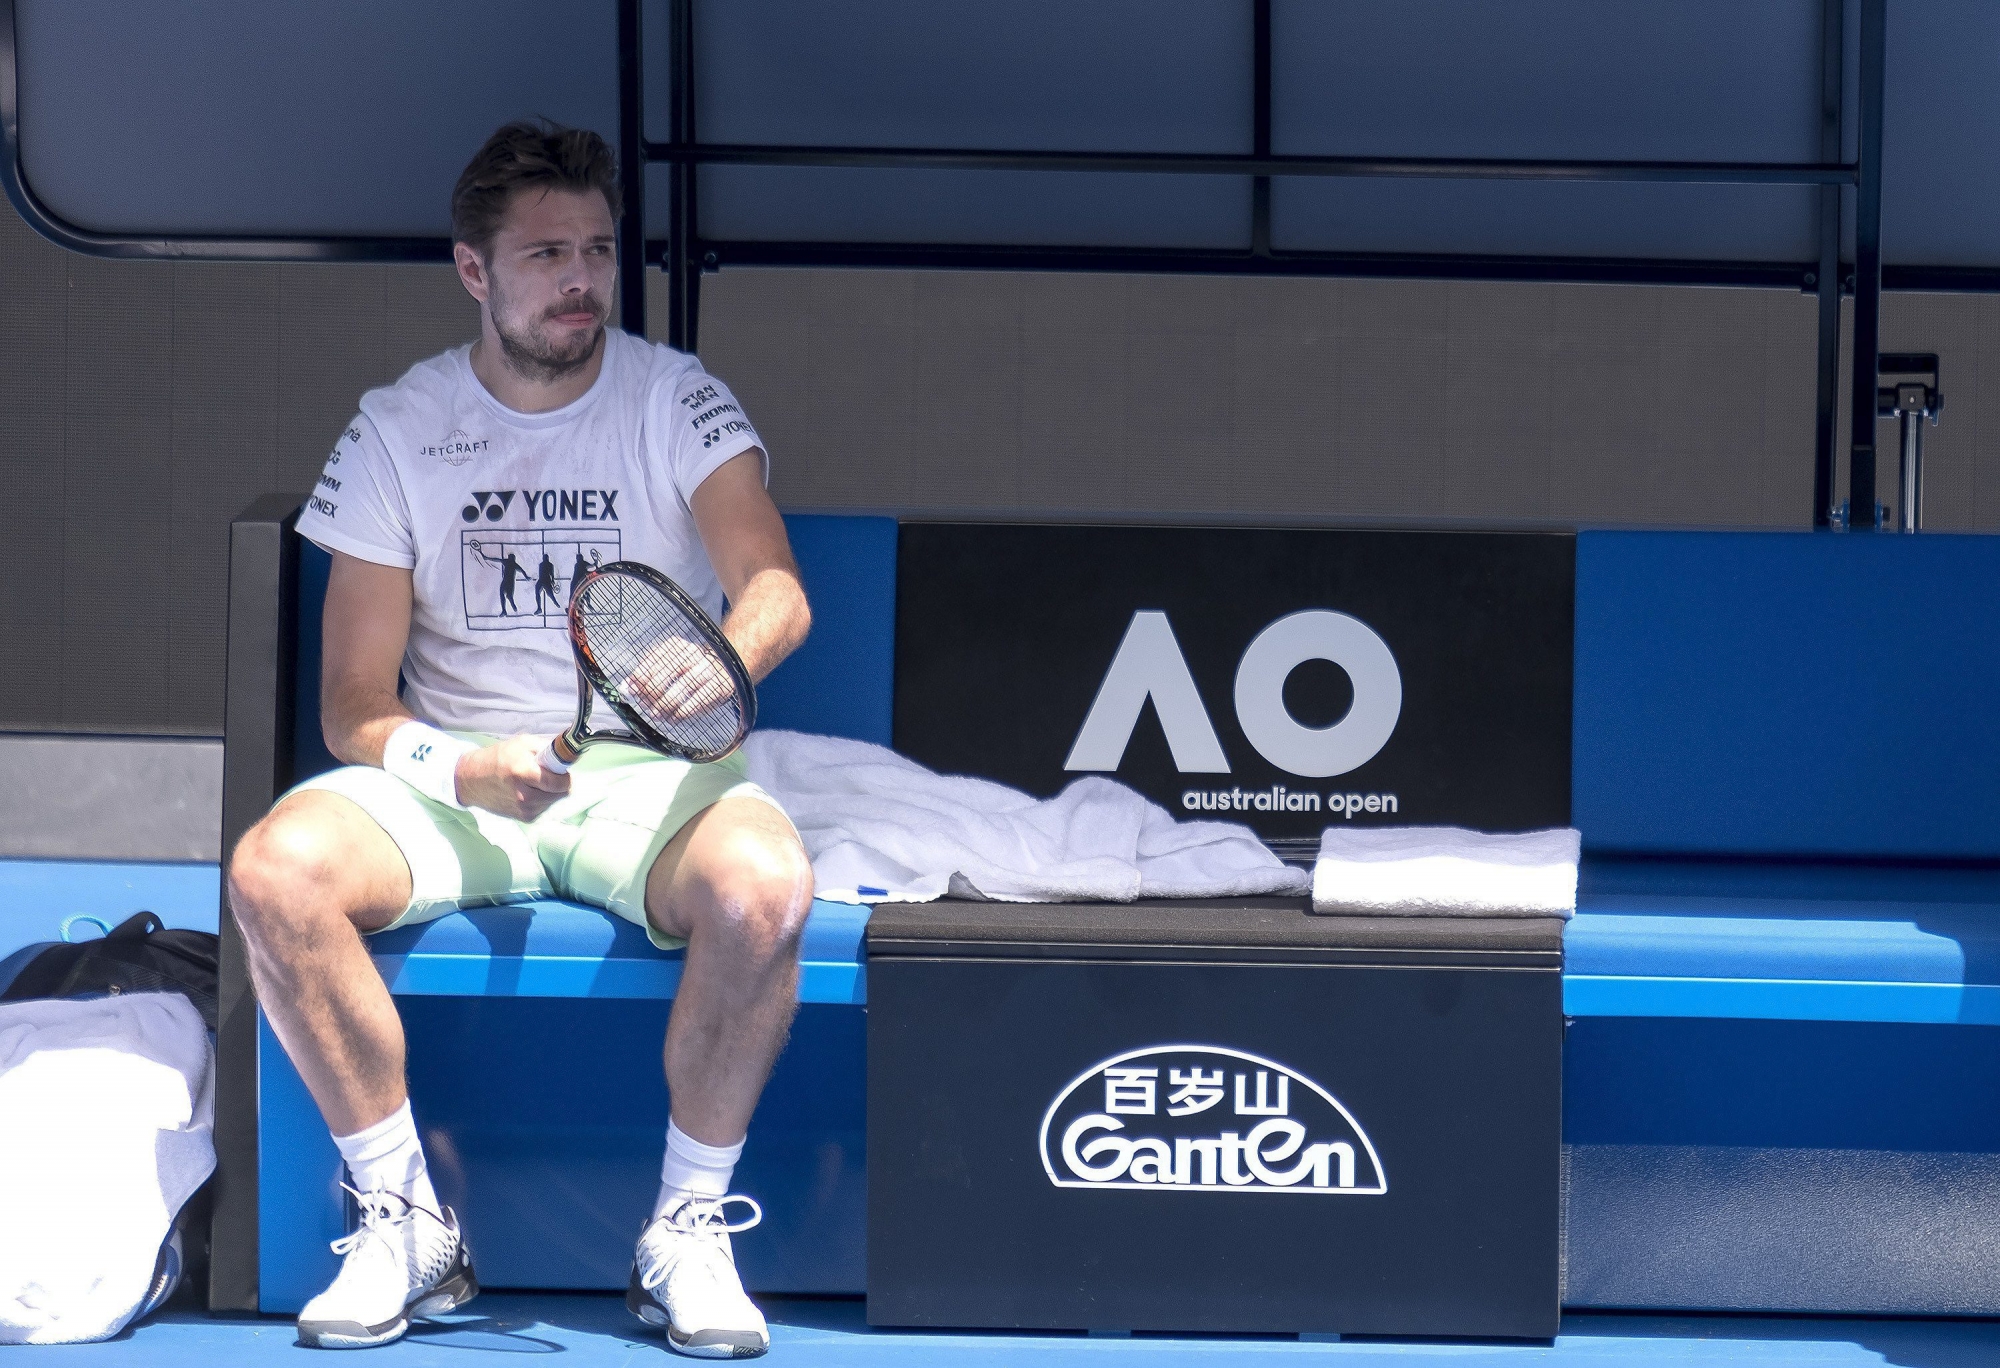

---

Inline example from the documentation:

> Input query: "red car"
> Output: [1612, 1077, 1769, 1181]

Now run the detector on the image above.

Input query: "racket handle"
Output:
[538, 739, 573, 775]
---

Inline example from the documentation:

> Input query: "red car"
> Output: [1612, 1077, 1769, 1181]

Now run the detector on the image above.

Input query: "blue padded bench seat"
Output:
[10, 854, 2000, 1030]
[371, 864, 2000, 1027]
[369, 897, 869, 1003]
[1565, 859, 2000, 1024]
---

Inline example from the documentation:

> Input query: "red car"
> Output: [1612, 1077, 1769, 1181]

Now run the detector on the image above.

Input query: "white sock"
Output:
[333, 1099, 441, 1215]
[653, 1118, 744, 1218]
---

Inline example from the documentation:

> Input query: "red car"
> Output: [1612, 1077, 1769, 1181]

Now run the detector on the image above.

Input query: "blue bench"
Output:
[216, 507, 895, 1311]
[1560, 529, 2000, 1314]
[207, 509, 2000, 1317]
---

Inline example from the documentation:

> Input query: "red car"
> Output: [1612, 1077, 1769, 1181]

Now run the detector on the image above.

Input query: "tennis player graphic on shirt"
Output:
[534, 551, 560, 614]
[465, 540, 526, 614]
[228, 121, 812, 1358]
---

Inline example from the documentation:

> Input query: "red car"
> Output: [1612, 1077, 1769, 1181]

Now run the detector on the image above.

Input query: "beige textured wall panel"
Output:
[0, 205, 472, 733]
[0, 200, 70, 726]
[695, 269, 1835, 529]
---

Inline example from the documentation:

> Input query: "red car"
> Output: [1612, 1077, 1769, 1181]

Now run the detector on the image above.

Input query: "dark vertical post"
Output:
[1810, 0, 1843, 528]
[1251, 0, 1272, 257]
[616, 0, 647, 339]
[666, 0, 700, 351]
[1848, 0, 1886, 528]
[210, 495, 303, 1313]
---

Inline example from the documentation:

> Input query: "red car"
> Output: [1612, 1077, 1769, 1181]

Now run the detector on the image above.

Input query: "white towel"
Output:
[0, 993, 215, 1345]
[1312, 825, 1580, 918]
[745, 730, 1308, 904]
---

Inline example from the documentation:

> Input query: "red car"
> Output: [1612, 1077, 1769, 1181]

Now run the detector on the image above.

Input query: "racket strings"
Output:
[573, 575, 746, 754]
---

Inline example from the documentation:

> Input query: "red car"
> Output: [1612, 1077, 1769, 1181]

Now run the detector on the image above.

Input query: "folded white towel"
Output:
[745, 730, 1308, 904]
[0, 992, 215, 1344]
[1312, 825, 1580, 918]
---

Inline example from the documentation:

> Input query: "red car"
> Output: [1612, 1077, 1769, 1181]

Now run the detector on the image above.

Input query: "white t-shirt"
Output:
[297, 329, 765, 737]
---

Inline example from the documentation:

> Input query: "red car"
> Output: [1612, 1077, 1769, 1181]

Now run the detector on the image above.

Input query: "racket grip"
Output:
[538, 739, 573, 775]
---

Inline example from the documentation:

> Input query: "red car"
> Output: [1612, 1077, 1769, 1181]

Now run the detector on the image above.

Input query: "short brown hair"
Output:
[451, 120, 622, 256]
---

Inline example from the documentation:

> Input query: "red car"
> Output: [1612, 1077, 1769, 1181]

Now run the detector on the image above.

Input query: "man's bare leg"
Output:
[225, 790, 413, 1136]
[644, 797, 815, 1147]
[630, 797, 811, 1354]
[228, 790, 476, 1348]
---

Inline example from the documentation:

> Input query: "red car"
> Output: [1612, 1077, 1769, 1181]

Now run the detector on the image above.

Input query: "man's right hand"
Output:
[453, 735, 572, 820]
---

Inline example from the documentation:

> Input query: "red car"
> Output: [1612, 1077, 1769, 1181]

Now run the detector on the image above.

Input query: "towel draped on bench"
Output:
[745, 730, 1308, 904]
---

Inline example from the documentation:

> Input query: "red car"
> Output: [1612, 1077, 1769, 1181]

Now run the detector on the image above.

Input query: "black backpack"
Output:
[0, 911, 220, 1032]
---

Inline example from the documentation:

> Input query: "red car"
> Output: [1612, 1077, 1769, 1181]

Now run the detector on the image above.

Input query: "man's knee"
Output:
[688, 824, 813, 960]
[227, 798, 390, 940]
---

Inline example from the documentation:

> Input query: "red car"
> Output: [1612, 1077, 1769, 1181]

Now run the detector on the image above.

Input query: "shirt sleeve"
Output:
[295, 414, 416, 569]
[656, 364, 768, 506]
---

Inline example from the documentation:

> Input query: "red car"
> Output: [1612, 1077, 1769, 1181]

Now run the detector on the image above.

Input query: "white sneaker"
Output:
[627, 1195, 769, 1359]
[297, 1186, 478, 1349]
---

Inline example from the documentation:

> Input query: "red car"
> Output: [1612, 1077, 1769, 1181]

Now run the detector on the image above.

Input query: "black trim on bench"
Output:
[211, 494, 304, 1313]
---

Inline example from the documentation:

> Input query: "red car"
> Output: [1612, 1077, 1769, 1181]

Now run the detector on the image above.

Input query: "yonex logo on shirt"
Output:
[461, 489, 621, 523]
[702, 420, 754, 449]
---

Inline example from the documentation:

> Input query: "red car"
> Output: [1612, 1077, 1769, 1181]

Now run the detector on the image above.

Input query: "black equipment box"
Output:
[865, 898, 1563, 1339]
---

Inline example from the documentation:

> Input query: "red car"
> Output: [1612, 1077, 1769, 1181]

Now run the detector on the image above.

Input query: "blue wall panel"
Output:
[1565, 1016, 2000, 1312]
[757, 515, 896, 745]
[1572, 530, 2000, 859]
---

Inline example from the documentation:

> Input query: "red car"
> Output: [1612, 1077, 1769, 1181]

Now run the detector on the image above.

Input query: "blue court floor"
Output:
[42, 1296, 2000, 1367]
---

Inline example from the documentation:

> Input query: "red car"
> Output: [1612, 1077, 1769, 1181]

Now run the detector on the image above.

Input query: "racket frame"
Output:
[543, 561, 757, 769]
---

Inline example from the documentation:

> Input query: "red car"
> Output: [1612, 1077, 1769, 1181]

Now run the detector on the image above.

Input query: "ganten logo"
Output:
[1039, 1046, 1387, 1196]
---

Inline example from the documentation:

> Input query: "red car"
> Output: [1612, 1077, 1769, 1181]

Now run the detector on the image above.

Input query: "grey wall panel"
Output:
[1270, 180, 1819, 262]
[1270, 0, 1821, 263]
[692, 268, 1826, 530]
[13, 0, 628, 238]
[0, 195, 65, 726]
[696, 1, 1252, 153]
[1881, 2, 2000, 269]
[1273, 1, 1822, 162]
[61, 257, 175, 729]
[0, 734, 221, 861]
[698, 167, 1252, 250]
[0, 201, 476, 734]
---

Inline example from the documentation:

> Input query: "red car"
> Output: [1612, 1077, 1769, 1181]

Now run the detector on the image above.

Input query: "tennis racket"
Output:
[537, 562, 757, 773]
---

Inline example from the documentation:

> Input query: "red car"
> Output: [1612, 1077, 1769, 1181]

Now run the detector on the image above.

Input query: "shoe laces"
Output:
[330, 1184, 453, 1282]
[638, 1195, 763, 1292]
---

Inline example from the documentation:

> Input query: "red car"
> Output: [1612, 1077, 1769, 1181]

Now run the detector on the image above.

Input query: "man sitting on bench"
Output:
[227, 120, 813, 1358]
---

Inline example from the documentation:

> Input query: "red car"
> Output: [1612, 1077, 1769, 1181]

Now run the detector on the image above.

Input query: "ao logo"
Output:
[1039, 1045, 1388, 1196]
[1064, 610, 1402, 779]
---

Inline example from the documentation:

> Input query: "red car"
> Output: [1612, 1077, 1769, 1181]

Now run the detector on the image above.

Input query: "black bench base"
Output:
[864, 898, 1564, 1338]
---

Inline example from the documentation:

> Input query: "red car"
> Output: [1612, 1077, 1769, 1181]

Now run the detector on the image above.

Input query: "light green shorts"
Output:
[286, 739, 788, 950]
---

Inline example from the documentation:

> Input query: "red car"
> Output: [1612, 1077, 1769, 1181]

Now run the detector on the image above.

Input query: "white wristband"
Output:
[382, 721, 477, 810]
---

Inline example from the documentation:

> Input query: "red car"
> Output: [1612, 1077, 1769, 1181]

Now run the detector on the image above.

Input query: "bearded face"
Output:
[487, 266, 607, 384]
[466, 186, 620, 387]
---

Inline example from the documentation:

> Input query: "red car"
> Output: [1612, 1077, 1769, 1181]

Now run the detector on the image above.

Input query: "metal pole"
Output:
[1899, 410, 1922, 531]
[1251, 0, 1271, 258]
[666, 0, 699, 352]
[1810, 0, 1843, 528]
[616, 0, 646, 339]
[1848, 0, 1886, 530]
